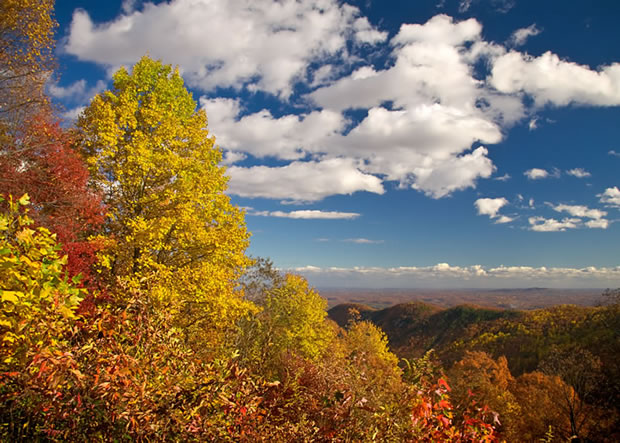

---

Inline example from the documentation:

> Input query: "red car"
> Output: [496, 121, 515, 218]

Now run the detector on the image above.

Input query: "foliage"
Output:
[0, 195, 87, 440]
[0, 114, 105, 287]
[510, 371, 573, 442]
[0, 0, 56, 132]
[244, 273, 333, 369]
[448, 351, 519, 439]
[78, 55, 252, 349]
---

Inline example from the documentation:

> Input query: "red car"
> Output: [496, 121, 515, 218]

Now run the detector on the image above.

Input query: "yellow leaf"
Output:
[1, 291, 21, 303]
[18, 194, 30, 206]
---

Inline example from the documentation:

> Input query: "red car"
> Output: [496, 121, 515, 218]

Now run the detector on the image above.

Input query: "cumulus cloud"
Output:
[553, 204, 606, 220]
[524, 168, 549, 180]
[201, 97, 345, 160]
[526, 203, 610, 231]
[293, 263, 620, 288]
[528, 216, 580, 232]
[226, 158, 385, 203]
[585, 219, 609, 229]
[250, 209, 360, 220]
[599, 187, 620, 207]
[475, 197, 508, 218]
[47, 79, 107, 103]
[490, 51, 620, 107]
[566, 168, 591, 178]
[62, 7, 620, 203]
[475, 197, 514, 224]
[609, 150, 620, 158]
[200, 15, 508, 200]
[509, 24, 541, 47]
[64, 0, 385, 97]
[304, 15, 505, 198]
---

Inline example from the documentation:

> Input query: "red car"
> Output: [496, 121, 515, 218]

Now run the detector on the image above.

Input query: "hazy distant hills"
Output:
[327, 300, 618, 376]
[321, 288, 605, 310]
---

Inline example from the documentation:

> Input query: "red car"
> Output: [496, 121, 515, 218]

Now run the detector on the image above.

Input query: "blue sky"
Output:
[51, 0, 620, 288]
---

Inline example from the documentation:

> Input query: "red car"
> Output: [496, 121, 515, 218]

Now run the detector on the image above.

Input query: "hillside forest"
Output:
[1, 2, 619, 441]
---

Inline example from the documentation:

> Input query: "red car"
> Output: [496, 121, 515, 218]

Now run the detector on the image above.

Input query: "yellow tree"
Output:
[0, 0, 55, 132]
[238, 272, 334, 372]
[77, 56, 251, 350]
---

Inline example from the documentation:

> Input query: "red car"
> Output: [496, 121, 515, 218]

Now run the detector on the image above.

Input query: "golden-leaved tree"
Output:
[0, 0, 55, 132]
[77, 56, 251, 351]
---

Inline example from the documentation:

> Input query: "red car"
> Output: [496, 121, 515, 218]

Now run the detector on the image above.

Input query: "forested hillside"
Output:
[329, 296, 620, 441]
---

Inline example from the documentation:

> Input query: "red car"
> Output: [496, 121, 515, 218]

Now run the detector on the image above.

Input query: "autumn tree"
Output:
[448, 351, 520, 439]
[511, 371, 574, 441]
[539, 346, 605, 441]
[77, 56, 251, 350]
[238, 270, 334, 373]
[0, 115, 104, 286]
[0, 0, 55, 135]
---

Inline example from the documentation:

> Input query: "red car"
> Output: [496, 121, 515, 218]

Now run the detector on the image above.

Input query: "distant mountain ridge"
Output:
[327, 300, 617, 376]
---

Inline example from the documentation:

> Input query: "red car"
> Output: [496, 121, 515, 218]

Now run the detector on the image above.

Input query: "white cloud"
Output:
[553, 204, 606, 220]
[342, 238, 384, 244]
[585, 219, 609, 229]
[250, 209, 360, 220]
[121, 0, 142, 14]
[201, 97, 345, 160]
[599, 187, 620, 208]
[226, 158, 384, 203]
[64, 0, 385, 97]
[494, 173, 511, 181]
[475, 197, 508, 218]
[524, 168, 549, 180]
[293, 263, 620, 289]
[475, 197, 514, 224]
[566, 168, 591, 178]
[490, 51, 620, 107]
[47, 79, 107, 103]
[60, 106, 85, 122]
[609, 150, 620, 158]
[203, 15, 506, 200]
[410, 147, 496, 198]
[526, 203, 610, 231]
[529, 216, 580, 232]
[495, 215, 515, 224]
[509, 24, 541, 47]
[63, 8, 620, 204]
[221, 151, 247, 165]
[300, 15, 507, 199]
